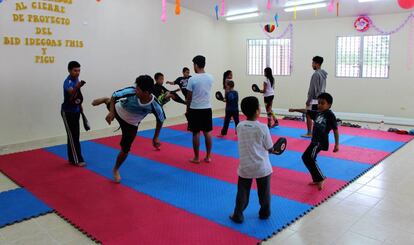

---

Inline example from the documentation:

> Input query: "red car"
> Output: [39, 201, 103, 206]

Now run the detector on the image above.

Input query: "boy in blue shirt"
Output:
[92, 75, 166, 183]
[219, 80, 239, 136]
[61, 61, 86, 167]
[289, 92, 339, 190]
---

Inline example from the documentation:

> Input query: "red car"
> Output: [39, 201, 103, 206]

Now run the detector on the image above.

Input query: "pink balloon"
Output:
[398, 0, 414, 9]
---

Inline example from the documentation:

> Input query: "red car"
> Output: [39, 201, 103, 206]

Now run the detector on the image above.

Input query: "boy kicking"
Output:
[92, 75, 165, 183]
[289, 92, 339, 190]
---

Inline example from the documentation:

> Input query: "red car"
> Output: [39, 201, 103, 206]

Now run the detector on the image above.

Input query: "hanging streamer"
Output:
[175, 0, 180, 15]
[314, 8, 318, 17]
[407, 17, 414, 70]
[220, 0, 225, 16]
[215, 4, 219, 20]
[161, 0, 167, 22]
[293, 6, 296, 20]
[328, 0, 334, 12]
[267, 0, 272, 10]
[274, 13, 279, 27]
[336, 1, 339, 17]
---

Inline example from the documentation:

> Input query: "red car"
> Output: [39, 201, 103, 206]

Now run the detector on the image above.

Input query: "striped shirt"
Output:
[112, 86, 166, 126]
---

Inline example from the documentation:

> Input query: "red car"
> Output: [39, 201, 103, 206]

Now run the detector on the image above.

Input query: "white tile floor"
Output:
[1, 117, 413, 245]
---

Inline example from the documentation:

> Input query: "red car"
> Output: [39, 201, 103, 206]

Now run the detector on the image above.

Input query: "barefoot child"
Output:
[153, 72, 186, 106]
[92, 75, 166, 183]
[289, 92, 339, 190]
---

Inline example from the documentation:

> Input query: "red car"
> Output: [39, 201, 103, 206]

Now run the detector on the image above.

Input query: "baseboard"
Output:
[0, 109, 226, 155]
[267, 108, 414, 126]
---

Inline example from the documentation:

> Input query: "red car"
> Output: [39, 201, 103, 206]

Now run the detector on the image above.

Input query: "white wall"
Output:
[228, 13, 414, 120]
[0, 0, 230, 146]
[1, 2, 413, 147]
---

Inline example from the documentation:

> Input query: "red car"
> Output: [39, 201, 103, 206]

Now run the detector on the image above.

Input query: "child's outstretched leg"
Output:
[302, 143, 325, 190]
[170, 92, 186, 105]
[92, 97, 110, 106]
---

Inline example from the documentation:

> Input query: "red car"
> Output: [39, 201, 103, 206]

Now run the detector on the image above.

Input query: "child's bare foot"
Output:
[92, 97, 109, 106]
[317, 180, 325, 190]
[113, 170, 121, 183]
[204, 157, 211, 163]
[189, 158, 200, 164]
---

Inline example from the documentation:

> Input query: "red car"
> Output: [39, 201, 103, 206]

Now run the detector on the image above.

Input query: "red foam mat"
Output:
[0, 150, 258, 245]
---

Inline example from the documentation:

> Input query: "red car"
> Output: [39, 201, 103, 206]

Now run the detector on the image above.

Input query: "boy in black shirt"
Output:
[219, 80, 239, 136]
[166, 67, 191, 98]
[153, 72, 186, 106]
[289, 92, 339, 190]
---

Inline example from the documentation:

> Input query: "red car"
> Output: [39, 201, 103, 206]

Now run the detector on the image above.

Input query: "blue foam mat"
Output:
[139, 128, 371, 182]
[212, 118, 404, 152]
[46, 142, 312, 239]
[0, 188, 52, 227]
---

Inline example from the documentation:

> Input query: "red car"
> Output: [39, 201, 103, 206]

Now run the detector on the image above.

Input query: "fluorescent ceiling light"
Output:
[226, 8, 258, 16]
[358, 0, 379, 2]
[284, 0, 326, 7]
[284, 3, 328, 12]
[226, 12, 260, 21]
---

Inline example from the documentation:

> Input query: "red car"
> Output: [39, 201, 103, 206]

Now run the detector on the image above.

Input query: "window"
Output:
[247, 39, 291, 76]
[336, 35, 390, 78]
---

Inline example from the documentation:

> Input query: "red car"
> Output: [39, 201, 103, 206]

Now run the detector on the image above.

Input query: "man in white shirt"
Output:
[186, 55, 214, 164]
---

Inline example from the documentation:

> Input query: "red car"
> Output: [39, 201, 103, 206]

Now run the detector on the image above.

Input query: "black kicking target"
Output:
[251, 84, 260, 93]
[273, 137, 287, 155]
[215, 91, 224, 101]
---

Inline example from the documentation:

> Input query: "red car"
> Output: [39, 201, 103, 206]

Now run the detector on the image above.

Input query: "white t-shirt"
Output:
[263, 78, 275, 97]
[236, 120, 273, 179]
[186, 73, 214, 109]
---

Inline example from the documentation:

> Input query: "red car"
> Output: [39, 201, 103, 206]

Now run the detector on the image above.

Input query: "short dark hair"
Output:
[154, 72, 164, 81]
[241, 96, 259, 118]
[135, 75, 154, 93]
[68, 61, 80, 71]
[183, 67, 190, 73]
[192, 55, 206, 68]
[312, 56, 324, 65]
[318, 92, 333, 105]
[226, 80, 234, 88]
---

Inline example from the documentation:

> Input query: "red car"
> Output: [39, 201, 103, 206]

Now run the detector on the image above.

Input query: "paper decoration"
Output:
[354, 16, 370, 32]
[175, 0, 180, 15]
[264, 24, 276, 33]
[274, 13, 279, 27]
[161, 0, 167, 22]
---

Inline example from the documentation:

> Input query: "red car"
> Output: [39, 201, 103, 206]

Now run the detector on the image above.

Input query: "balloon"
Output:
[398, 0, 414, 9]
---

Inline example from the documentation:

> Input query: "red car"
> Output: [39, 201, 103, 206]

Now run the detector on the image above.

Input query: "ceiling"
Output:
[167, 0, 413, 22]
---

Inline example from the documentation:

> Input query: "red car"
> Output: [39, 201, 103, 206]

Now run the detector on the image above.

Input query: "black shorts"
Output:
[264, 96, 274, 104]
[115, 111, 138, 153]
[187, 108, 212, 133]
